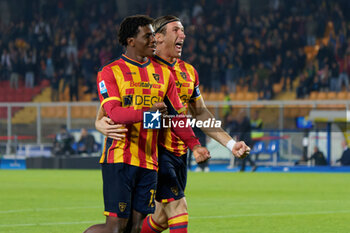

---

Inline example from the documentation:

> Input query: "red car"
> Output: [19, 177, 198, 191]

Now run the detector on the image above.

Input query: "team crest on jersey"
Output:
[180, 72, 187, 81]
[152, 73, 160, 82]
[119, 202, 127, 212]
[171, 186, 179, 196]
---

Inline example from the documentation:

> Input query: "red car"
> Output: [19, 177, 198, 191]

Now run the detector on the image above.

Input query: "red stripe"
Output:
[119, 60, 133, 82]
[0, 136, 35, 140]
[158, 90, 164, 97]
[123, 124, 132, 164]
[107, 139, 117, 163]
[188, 89, 193, 94]
[151, 128, 158, 170]
[178, 61, 191, 81]
[126, 88, 134, 94]
[138, 66, 149, 82]
[107, 212, 118, 217]
[169, 222, 188, 228]
[168, 213, 188, 220]
[171, 130, 180, 154]
[138, 129, 147, 168]
[143, 89, 151, 94]
[151, 60, 165, 84]
[150, 216, 164, 231]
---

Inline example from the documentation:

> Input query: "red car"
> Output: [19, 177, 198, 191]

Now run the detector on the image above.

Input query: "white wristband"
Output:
[226, 139, 236, 151]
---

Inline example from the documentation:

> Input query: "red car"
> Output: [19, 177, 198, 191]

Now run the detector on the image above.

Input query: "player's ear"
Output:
[127, 37, 135, 47]
[155, 33, 164, 44]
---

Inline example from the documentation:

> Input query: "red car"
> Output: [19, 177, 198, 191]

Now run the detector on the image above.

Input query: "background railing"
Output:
[0, 100, 349, 164]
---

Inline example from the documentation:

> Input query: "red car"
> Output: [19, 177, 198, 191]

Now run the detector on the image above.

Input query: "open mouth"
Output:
[175, 41, 183, 50]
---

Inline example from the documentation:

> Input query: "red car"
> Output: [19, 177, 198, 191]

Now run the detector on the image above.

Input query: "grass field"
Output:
[1, 170, 350, 233]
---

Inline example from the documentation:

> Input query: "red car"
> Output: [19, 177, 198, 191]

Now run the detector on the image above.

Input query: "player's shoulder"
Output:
[149, 56, 165, 68]
[176, 58, 197, 71]
[98, 56, 123, 72]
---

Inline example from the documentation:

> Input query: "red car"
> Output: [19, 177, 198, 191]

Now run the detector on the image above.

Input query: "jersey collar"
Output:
[121, 54, 151, 68]
[154, 55, 177, 67]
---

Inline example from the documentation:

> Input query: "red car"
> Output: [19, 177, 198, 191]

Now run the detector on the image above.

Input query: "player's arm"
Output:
[164, 74, 210, 163]
[98, 67, 167, 124]
[95, 104, 167, 140]
[95, 106, 128, 141]
[189, 87, 249, 158]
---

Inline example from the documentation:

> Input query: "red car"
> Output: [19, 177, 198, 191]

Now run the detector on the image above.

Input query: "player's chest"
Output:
[116, 67, 167, 108]
[172, 68, 195, 104]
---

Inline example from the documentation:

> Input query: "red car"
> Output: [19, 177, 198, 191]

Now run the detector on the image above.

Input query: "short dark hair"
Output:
[153, 15, 180, 35]
[118, 15, 154, 47]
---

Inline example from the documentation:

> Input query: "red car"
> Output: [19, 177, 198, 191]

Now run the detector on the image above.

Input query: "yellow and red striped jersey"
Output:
[97, 54, 185, 170]
[153, 55, 202, 157]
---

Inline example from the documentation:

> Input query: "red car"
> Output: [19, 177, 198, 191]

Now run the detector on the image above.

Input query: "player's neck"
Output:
[124, 51, 148, 63]
[155, 51, 176, 63]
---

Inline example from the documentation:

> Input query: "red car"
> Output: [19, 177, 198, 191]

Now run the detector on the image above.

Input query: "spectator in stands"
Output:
[77, 128, 96, 156]
[337, 141, 350, 166]
[1, 48, 11, 81]
[308, 146, 328, 166]
[51, 71, 60, 102]
[24, 49, 36, 88]
[52, 125, 75, 156]
[330, 61, 340, 92]
[296, 73, 308, 99]
[336, 51, 349, 91]
[9, 55, 20, 89]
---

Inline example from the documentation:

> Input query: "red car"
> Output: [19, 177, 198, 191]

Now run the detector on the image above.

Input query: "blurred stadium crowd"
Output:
[0, 0, 350, 102]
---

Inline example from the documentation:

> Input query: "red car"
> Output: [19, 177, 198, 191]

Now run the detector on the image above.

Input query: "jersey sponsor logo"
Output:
[99, 81, 107, 94]
[176, 81, 190, 88]
[180, 72, 187, 80]
[130, 81, 161, 89]
[152, 73, 160, 82]
[119, 202, 127, 212]
[122, 95, 161, 107]
[143, 110, 161, 129]
[123, 95, 133, 107]
[171, 186, 179, 196]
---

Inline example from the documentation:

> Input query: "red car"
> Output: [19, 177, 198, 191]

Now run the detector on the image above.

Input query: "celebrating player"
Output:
[95, 15, 250, 233]
[84, 15, 210, 233]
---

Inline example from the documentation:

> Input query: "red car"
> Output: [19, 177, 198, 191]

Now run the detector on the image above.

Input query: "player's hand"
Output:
[95, 116, 128, 140]
[232, 141, 250, 159]
[150, 102, 168, 115]
[192, 145, 211, 164]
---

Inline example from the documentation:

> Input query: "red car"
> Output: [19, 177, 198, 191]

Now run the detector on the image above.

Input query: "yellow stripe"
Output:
[130, 123, 141, 166]
[101, 97, 121, 106]
[114, 138, 125, 163]
[168, 214, 189, 225]
[191, 95, 202, 102]
[149, 217, 164, 231]
[183, 62, 195, 83]
[99, 137, 108, 163]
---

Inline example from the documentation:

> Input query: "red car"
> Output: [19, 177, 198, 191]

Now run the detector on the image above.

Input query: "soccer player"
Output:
[84, 15, 210, 233]
[96, 15, 250, 233]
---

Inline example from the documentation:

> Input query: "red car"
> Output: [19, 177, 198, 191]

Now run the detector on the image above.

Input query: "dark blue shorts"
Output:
[102, 163, 157, 218]
[156, 147, 187, 202]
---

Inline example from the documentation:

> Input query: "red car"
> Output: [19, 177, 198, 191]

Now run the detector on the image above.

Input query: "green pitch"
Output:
[1, 170, 350, 233]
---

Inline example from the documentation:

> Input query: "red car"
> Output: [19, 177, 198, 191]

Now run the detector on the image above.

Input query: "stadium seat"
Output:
[337, 91, 347, 99]
[309, 91, 318, 100]
[327, 92, 336, 99]
[266, 140, 279, 164]
[251, 141, 265, 156]
[317, 92, 327, 100]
